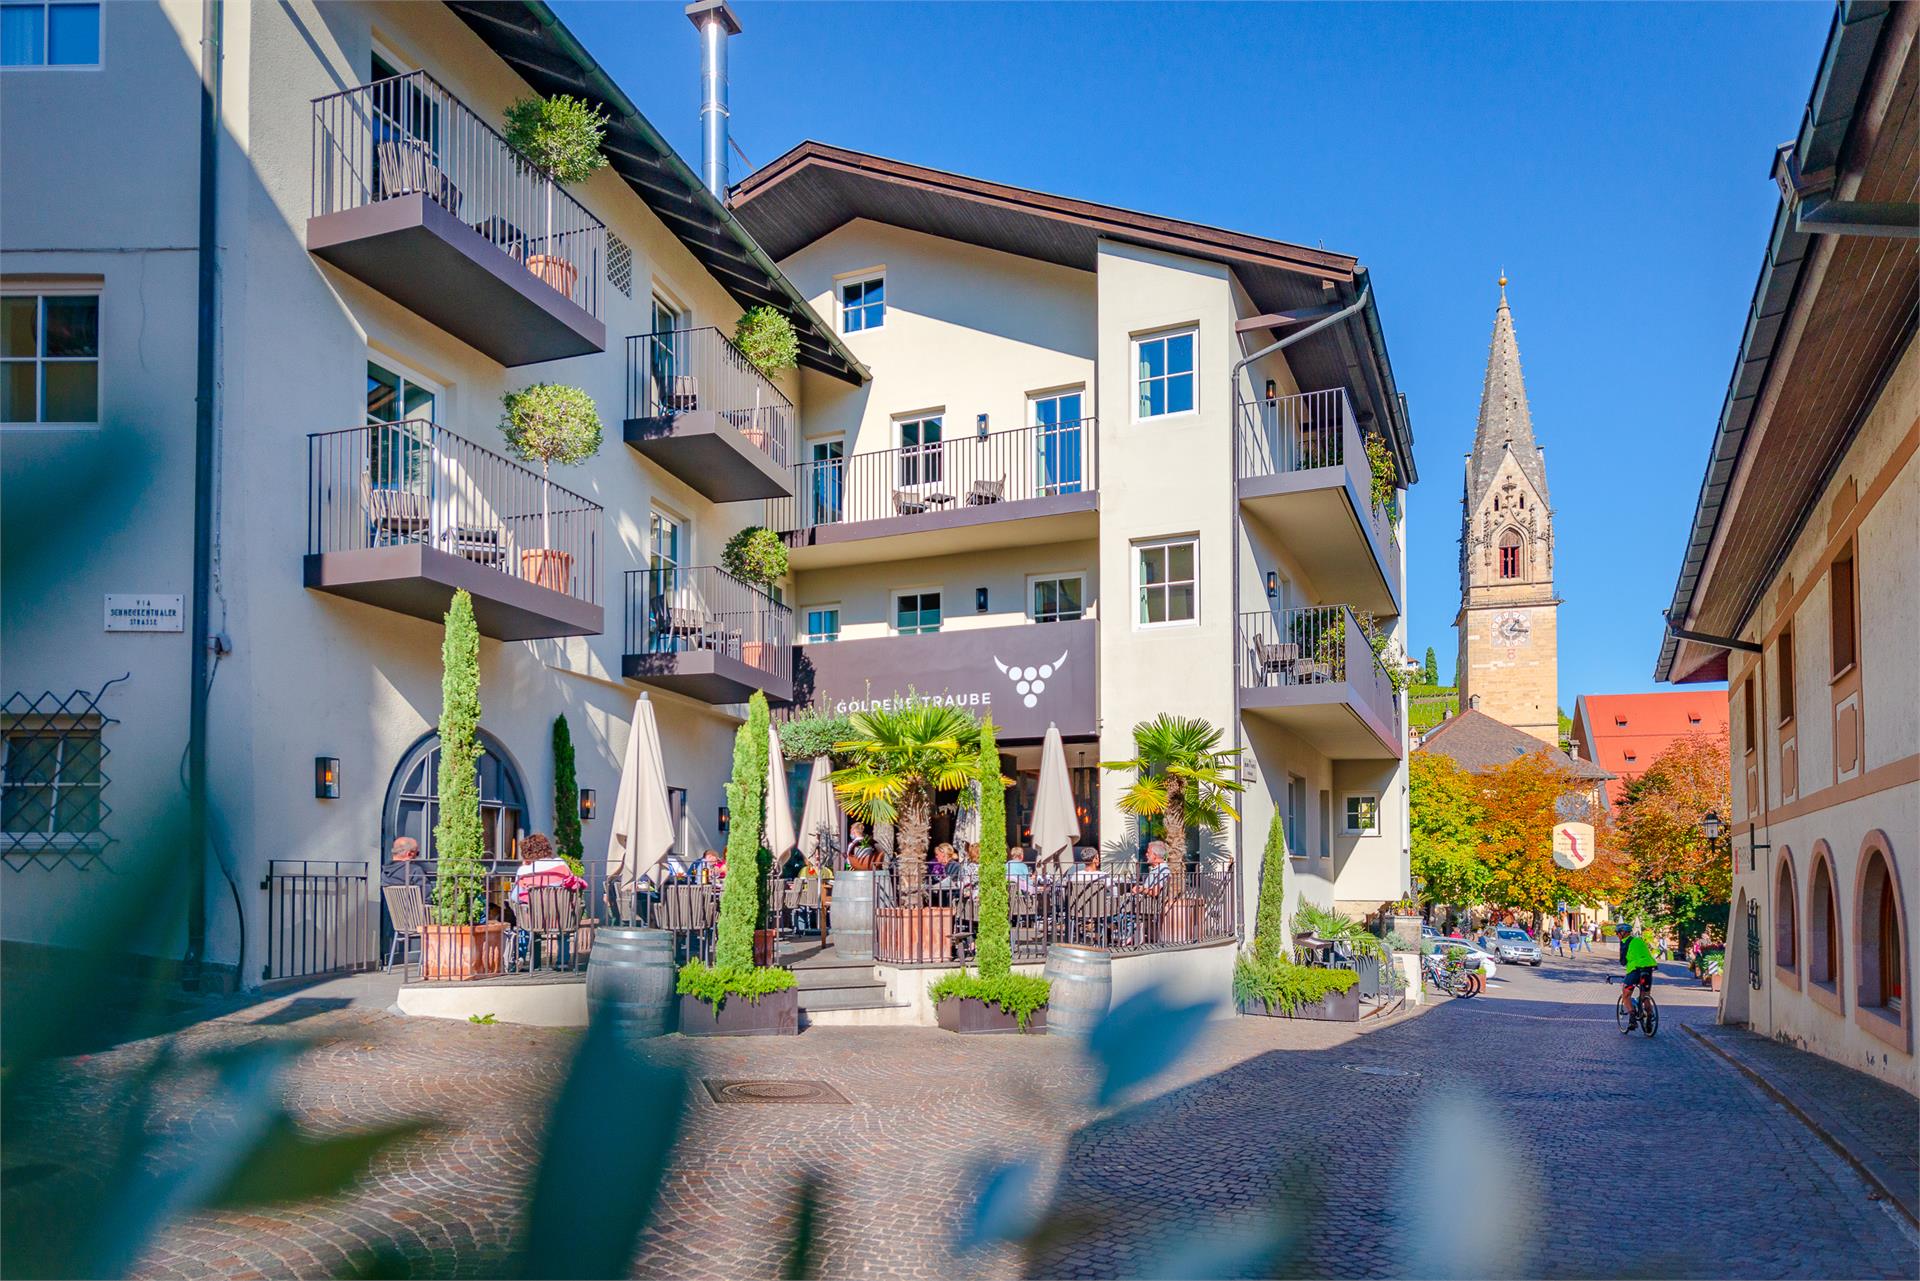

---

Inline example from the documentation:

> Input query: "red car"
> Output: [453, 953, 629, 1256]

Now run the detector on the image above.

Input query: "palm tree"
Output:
[830, 703, 981, 903]
[1103, 714, 1244, 885]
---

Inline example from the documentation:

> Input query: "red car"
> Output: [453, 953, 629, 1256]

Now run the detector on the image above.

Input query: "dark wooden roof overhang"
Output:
[1658, 0, 1917, 683]
[730, 142, 1416, 482]
[443, 2, 868, 385]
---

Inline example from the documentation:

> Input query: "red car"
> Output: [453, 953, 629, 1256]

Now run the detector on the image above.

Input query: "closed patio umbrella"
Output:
[607, 693, 674, 920]
[1030, 722, 1080, 872]
[797, 754, 841, 862]
[765, 723, 797, 859]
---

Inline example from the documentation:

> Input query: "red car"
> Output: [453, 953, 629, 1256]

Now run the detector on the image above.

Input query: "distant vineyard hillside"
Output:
[1408, 685, 1458, 734]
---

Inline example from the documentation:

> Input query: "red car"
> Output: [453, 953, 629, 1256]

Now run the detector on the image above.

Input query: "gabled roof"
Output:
[1467, 282, 1549, 510]
[443, 2, 868, 385]
[1572, 693, 1731, 806]
[1416, 709, 1614, 781]
[1656, 1, 1916, 682]
[729, 141, 1417, 484]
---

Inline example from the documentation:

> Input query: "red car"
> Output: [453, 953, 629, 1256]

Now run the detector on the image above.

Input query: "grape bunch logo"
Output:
[993, 651, 1070, 709]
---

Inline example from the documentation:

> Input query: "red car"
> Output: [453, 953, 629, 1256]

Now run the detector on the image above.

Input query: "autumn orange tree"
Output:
[1616, 733, 1732, 949]
[1472, 752, 1627, 919]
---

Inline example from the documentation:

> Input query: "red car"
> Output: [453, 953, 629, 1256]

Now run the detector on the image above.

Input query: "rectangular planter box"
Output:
[1239, 985, 1362, 1022]
[678, 987, 799, 1037]
[935, 995, 1048, 1035]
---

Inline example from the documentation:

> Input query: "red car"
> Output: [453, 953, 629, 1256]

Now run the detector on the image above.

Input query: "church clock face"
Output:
[1494, 611, 1531, 646]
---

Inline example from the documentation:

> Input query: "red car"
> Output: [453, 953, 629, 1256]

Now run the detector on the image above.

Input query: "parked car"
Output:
[1487, 927, 1543, 966]
[1424, 937, 1499, 980]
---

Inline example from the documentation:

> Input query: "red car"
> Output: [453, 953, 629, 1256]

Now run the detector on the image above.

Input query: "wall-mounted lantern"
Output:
[579, 788, 596, 821]
[314, 757, 341, 800]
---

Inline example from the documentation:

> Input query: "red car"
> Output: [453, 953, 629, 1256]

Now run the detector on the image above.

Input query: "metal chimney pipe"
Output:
[686, 0, 741, 198]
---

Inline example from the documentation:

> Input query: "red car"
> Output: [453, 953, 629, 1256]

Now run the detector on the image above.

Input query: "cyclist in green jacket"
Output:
[1617, 924, 1659, 1032]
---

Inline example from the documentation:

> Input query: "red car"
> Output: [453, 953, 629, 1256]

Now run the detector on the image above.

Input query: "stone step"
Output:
[796, 985, 903, 1012]
[792, 967, 885, 993]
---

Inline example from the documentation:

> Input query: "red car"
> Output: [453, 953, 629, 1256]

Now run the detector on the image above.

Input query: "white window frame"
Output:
[837, 269, 886, 334]
[0, 1, 102, 70]
[1132, 325, 1198, 423]
[1027, 572, 1086, 624]
[891, 587, 942, 637]
[894, 413, 944, 489]
[2, 284, 101, 430]
[1, 720, 105, 847]
[365, 353, 441, 427]
[1343, 793, 1380, 836]
[803, 605, 841, 645]
[649, 506, 687, 576]
[1133, 536, 1199, 630]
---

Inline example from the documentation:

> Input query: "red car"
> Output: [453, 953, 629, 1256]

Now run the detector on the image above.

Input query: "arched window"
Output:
[1856, 834, 1905, 1019]
[382, 729, 528, 865]
[1774, 853, 1798, 978]
[1808, 848, 1841, 993]
[1498, 529, 1523, 580]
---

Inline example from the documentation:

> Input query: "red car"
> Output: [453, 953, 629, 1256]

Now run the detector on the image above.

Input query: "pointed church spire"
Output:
[1468, 276, 1547, 507]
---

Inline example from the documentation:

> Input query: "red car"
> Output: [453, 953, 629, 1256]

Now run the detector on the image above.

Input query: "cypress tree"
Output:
[552, 713, 582, 872]
[1250, 812, 1288, 965]
[974, 718, 1011, 980]
[1422, 646, 1439, 686]
[433, 590, 484, 926]
[713, 692, 770, 970]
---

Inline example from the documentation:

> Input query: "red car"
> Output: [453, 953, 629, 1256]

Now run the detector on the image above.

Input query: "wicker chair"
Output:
[1250, 637, 1299, 687]
[383, 885, 427, 974]
[965, 477, 1005, 506]
[375, 138, 463, 217]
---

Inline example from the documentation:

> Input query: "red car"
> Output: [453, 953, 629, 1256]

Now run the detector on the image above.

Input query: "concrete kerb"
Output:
[1684, 1022, 1919, 1230]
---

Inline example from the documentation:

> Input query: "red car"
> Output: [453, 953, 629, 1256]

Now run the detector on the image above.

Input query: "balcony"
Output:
[623, 328, 795, 502]
[791, 618, 1097, 740]
[622, 567, 792, 704]
[308, 72, 607, 366]
[1235, 389, 1400, 615]
[769, 422, 1099, 570]
[1238, 606, 1401, 759]
[305, 421, 603, 640]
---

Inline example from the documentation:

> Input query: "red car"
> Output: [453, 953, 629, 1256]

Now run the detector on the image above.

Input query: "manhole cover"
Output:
[1343, 1063, 1418, 1078]
[702, 1079, 850, 1105]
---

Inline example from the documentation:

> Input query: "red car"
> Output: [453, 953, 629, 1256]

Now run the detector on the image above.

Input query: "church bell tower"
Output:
[1456, 277, 1559, 744]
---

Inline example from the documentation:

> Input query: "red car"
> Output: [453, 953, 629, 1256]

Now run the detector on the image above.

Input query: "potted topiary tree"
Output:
[501, 93, 609, 298]
[731, 307, 799, 452]
[676, 692, 799, 1035]
[931, 718, 1051, 1033]
[722, 525, 788, 669]
[422, 590, 507, 979]
[501, 383, 602, 594]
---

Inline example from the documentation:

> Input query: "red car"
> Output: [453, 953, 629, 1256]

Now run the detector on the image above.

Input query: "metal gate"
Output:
[262, 860, 374, 982]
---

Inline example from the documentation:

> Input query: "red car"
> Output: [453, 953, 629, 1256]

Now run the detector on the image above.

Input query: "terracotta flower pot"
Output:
[526, 253, 578, 299]
[520, 548, 572, 593]
[420, 921, 508, 980]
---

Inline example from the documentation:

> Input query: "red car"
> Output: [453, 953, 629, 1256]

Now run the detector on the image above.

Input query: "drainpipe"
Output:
[185, 0, 223, 988]
[1227, 284, 1371, 935]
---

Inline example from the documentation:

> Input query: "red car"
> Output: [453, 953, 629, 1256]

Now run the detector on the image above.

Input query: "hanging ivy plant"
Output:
[1363, 432, 1400, 526]
[722, 526, 789, 589]
[733, 306, 799, 377]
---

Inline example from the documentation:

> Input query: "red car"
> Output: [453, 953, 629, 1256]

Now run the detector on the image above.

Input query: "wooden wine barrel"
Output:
[586, 927, 677, 1038]
[1043, 943, 1111, 1037]
[834, 870, 875, 961]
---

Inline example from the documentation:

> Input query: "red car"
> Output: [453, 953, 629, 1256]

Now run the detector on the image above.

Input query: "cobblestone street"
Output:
[4, 957, 1914, 1279]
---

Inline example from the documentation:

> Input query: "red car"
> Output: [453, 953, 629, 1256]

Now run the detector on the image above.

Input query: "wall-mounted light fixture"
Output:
[976, 413, 989, 438]
[1265, 571, 1278, 599]
[314, 757, 341, 800]
[976, 587, 989, 613]
[579, 788, 596, 821]
[718, 804, 730, 836]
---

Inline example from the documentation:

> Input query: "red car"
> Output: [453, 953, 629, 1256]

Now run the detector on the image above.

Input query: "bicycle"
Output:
[1423, 952, 1479, 999]
[1609, 974, 1658, 1037]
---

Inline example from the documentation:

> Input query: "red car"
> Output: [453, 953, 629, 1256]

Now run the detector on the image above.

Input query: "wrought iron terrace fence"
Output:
[308, 420, 603, 605]
[311, 70, 605, 318]
[1235, 387, 1398, 554]
[769, 420, 1097, 534]
[625, 328, 793, 469]
[263, 860, 375, 983]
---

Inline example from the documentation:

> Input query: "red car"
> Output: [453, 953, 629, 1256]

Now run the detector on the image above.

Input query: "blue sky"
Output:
[557, 0, 1828, 706]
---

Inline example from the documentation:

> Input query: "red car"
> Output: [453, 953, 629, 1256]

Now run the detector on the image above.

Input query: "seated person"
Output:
[687, 848, 726, 883]
[511, 833, 584, 902]
[1069, 850, 1109, 884]
[929, 842, 957, 882]
[1006, 848, 1033, 881]
[1138, 841, 1172, 897]
[956, 843, 981, 888]
[381, 835, 428, 891]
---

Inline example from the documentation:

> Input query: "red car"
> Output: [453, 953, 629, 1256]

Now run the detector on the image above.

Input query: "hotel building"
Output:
[2, 0, 1416, 992]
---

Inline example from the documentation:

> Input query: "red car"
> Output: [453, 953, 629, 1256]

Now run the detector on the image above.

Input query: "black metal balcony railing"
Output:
[1235, 388, 1397, 553]
[1238, 604, 1399, 735]
[622, 566, 792, 686]
[624, 327, 793, 469]
[311, 71, 606, 319]
[769, 420, 1097, 533]
[307, 420, 603, 605]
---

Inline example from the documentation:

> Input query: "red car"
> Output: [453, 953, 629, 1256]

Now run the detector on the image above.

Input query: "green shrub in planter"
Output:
[722, 526, 788, 591]
[503, 93, 610, 185]
[432, 590, 485, 926]
[928, 971, 1052, 1029]
[733, 306, 799, 377]
[677, 957, 796, 1007]
[1231, 958, 1359, 1014]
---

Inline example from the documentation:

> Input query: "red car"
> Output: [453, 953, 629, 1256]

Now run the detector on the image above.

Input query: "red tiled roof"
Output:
[1572, 692, 1730, 807]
